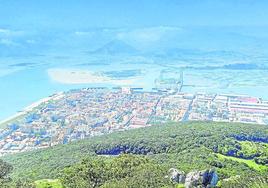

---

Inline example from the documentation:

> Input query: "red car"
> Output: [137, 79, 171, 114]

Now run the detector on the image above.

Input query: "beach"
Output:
[47, 68, 139, 85]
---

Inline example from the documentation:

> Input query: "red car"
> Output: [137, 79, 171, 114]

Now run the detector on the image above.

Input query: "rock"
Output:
[179, 173, 186, 183]
[208, 169, 218, 187]
[168, 168, 186, 184]
[185, 170, 203, 188]
[169, 168, 219, 188]
[202, 169, 210, 186]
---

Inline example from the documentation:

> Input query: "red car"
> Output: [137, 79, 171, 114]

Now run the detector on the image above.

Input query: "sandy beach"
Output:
[47, 68, 138, 85]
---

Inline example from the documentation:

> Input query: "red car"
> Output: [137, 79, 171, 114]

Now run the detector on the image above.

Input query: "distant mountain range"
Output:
[2, 26, 268, 58]
[89, 39, 138, 55]
[87, 39, 251, 62]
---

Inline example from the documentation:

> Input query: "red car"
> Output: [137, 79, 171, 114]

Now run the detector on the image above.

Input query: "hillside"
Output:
[90, 39, 138, 55]
[1, 121, 268, 187]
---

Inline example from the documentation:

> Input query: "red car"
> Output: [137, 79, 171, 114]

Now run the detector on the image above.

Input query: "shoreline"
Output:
[0, 92, 64, 127]
[47, 68, 138, 85]
[0, 87, 267, 127]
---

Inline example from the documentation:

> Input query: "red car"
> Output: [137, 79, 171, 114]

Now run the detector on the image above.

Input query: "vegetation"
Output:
[35, 179, 63, 188]
[61, 155, 171, 188]
[216, 153, 267, 172]
[0, 159, 13, 187]
[0, 121, 267, 187]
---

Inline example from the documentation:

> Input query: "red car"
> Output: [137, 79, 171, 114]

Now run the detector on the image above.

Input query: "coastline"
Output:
[47, 68, 139, 85]
[0, 92, 64, 127]
[1, 85, 267, 128]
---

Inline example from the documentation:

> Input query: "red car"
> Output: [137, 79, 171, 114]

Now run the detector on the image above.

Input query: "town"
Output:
[0, 87, 268, 156]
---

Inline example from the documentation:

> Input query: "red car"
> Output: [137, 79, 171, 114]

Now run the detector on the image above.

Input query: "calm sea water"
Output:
[0, 67, 106, 121]
[1, 63, 268, 121]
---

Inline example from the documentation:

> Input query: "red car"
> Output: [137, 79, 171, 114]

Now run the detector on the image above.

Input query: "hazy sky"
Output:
[0, 0, 268, 29]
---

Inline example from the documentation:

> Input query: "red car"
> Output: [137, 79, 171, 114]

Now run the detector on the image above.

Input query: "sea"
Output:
[1, 58, 268, 122]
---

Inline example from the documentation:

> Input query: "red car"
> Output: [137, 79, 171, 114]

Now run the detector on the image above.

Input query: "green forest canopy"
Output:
[1, 121, 267, 187]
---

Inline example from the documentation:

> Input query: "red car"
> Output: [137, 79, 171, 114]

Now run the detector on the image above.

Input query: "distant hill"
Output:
[150, 48, 248, 60]
[1, 121, 267, 187]
[89, 39, 138, 55]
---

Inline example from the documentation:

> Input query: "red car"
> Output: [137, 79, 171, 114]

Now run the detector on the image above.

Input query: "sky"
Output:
[0, 0, 268, 29]
[1, 0, 268, 57]
[1, 0, 268, 120]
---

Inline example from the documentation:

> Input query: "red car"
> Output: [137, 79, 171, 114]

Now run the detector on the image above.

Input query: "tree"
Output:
[61, 158, 110, 188]
[0, 159, 13, 187]
[60, 154, 172, 188]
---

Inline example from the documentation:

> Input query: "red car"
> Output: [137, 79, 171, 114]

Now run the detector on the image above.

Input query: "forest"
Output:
[0, 121, 267, 187]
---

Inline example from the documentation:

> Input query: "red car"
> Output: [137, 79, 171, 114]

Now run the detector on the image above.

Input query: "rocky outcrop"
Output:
[184, 170, 203, 187]
[168, 168, 186, 184]
[168, 168, 218, 188]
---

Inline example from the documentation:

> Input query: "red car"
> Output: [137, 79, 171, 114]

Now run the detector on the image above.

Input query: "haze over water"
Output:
[1, 0, 268, 121]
